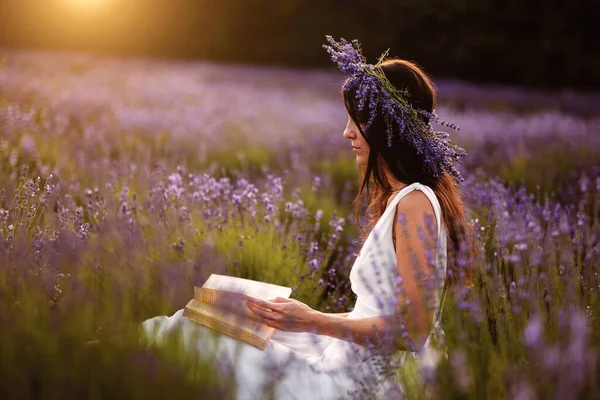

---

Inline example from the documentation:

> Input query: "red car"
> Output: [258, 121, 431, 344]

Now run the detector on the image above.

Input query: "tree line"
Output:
[0, 0, 597, 89]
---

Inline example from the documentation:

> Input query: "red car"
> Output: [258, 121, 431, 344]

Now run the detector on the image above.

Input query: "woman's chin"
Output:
[355, 155, 367, 165]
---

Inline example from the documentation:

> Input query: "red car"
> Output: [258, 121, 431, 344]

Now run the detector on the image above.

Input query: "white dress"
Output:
[141, 182, 448, 399]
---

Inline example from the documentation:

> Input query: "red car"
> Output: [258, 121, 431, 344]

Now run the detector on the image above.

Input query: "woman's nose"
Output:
[343, 122, 355, 139]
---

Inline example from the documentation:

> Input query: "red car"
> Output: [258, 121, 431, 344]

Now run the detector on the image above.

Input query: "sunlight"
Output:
[62, 0, 109, 9]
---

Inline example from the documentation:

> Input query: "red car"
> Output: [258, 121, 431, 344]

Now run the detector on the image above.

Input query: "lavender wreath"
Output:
[323, 36, 467, 183]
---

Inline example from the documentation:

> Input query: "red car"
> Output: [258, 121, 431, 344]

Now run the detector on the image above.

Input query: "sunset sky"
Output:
[1, 0, 171, 50]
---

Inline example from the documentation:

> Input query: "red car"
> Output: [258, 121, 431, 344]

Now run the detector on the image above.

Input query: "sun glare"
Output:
[63, 0, 108, 8]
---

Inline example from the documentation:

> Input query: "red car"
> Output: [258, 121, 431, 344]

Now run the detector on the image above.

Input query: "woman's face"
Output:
[343, 115, 370, 166]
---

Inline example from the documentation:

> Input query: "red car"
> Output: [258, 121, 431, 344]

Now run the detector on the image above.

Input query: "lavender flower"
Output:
[323, 36, 467, 182]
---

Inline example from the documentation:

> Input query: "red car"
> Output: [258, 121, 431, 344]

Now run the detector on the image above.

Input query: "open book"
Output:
[183, 274, 292, 351]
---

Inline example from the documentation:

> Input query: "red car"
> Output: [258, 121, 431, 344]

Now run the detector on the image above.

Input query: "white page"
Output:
[202, 274, 292, 300]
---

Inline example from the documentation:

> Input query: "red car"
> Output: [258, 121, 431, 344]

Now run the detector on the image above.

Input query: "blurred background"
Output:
[1, 0, 599, 90]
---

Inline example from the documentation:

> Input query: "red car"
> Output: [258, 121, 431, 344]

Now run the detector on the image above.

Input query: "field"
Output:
[0, 50, 599, 399]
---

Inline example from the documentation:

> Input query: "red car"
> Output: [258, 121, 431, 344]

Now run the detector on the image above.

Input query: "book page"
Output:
[200, 274, 292, 300]
[186, 299, 273, 341]
[196, 287, 258, 320]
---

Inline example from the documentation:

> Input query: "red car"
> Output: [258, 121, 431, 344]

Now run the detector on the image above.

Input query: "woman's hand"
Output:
[245, 296, 321, 333]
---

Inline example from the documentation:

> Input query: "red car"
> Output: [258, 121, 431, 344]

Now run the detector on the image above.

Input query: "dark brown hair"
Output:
[343, 59, 477, 286]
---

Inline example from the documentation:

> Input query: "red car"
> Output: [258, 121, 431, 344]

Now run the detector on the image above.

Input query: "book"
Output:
[183, 273, 292, 351]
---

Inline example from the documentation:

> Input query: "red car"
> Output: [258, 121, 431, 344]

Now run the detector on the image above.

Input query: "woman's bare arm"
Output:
[313, 313, 413, 351]
[324, 312, 351, 317]
[313, 191, 437, 352]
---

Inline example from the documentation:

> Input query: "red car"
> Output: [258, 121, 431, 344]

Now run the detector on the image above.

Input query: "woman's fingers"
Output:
[248, 303, 280, 321]
[246, 297, 283, 311]
[271, 297, 289, 303]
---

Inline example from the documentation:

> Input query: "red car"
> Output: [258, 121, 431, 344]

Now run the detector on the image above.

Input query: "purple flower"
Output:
[323, 36, 467, 183]
[523, 315, 543, 347]
[315, 209, 323, 222]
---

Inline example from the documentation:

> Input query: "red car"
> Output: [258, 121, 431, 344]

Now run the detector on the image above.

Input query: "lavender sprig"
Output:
[323, 36, 467, 183]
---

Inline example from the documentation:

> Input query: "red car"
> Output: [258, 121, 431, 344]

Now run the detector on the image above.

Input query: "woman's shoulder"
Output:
[393, 189, 435, 216]
[387, 184, 437, 228]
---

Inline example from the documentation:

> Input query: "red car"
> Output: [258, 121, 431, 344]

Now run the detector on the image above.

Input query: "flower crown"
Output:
[323, 36, 467, 183]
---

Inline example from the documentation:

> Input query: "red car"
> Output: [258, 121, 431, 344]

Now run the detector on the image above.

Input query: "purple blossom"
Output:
[323, 35, 467, 182]
[523, 315, 544, 347]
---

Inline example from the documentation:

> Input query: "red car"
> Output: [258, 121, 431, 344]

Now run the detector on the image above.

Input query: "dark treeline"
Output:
[0, 0, 598, 90]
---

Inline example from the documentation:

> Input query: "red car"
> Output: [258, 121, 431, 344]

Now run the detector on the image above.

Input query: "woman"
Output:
[142, 37, 474, 399]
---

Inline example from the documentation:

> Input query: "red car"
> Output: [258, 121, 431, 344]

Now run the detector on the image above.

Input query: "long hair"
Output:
[343, 59, 477, 286]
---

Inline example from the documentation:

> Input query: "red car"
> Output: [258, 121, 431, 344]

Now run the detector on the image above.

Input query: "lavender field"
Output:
[1, 50, 599, 399]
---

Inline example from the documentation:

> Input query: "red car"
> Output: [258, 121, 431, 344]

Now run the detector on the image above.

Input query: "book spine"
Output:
[183, 303, 267, 351]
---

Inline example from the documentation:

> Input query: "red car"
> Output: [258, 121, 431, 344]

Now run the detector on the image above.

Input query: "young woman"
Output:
[142, 38, 474, 399]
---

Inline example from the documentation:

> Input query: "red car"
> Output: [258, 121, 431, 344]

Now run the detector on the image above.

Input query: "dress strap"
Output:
[381, 182, 419, 220]
[383, 182, 442, 238]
